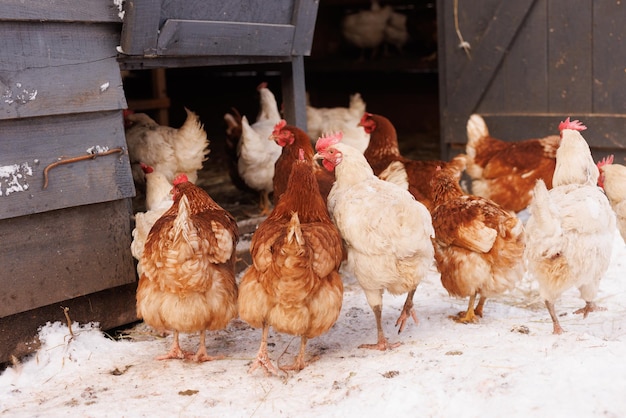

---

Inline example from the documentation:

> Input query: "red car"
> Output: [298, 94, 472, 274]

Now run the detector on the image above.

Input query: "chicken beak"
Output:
[313, 152, 323, 161]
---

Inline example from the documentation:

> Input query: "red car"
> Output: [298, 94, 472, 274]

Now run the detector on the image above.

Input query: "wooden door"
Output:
[437, 0, 626, 161]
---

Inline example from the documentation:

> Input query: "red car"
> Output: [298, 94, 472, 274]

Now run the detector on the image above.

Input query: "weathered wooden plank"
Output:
[592, 2, 626, 114]
[0, 111, 135, 220]
[159, 0, 294, 25]
[120, 0, 161, 56]
[118, 55, 293, 70]
[547, 0, 592, 112]
[280, 56, 308, 130]
[156, 20, 295, 56]
[0, 283, 138, 364]
[291, 0, 320, 55]
[0, 199, 136, 318]
[1, 0, 122, 23]
[447, 0, 538, 115]
[0, 22, 126, 119]
[478, 0, 549, 113]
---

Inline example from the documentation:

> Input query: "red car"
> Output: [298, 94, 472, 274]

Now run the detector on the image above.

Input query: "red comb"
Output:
[140, 163, 153, 174]
[257, 81, 268, 91]
[298, 148, 305, 161]
[315, 132, 343, 152]
[272, 119, 287, 136]
[558, 117, 587, 132]
[173, 173, 189, 185]
[359, 112, 372, 125]
[597, 154, 614, 169]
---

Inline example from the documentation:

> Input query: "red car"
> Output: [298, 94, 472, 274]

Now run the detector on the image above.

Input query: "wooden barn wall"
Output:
[0, 199, 136, 318]
[0, 0, 138, 362]
[437, 0, 626, 161]
[0, 111, 134, 220]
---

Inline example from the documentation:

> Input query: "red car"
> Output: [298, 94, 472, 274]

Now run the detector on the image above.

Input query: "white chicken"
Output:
[525, 118, 616, 334]
[341, 0, 393, 60]
[230, 82, 282, 215]
[597, 155, 626, 242]
[314, 132, 435, 350]
[306, 93, 370, 153]
[125, 108, 209, 185]
[130, 164, 174, 277]
[384, 10, 410, 54]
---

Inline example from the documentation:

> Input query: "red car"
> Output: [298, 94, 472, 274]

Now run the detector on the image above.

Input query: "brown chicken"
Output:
[271, 119, 336, 204]
[465, 114, 560, 213]
[136, 174, 239, 361]
[238, 149, 344, 375]
[430, 162, 525, 323]
[360, 112, 449, 212]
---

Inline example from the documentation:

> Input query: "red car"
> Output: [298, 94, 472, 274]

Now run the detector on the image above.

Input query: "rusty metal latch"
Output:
[42, 147, 125, 190]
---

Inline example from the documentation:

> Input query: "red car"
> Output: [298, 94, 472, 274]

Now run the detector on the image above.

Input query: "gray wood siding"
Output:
[0, 199, 135, 318]
[0, 0, 137, 342]
[1, 0, 122, 22]
[0, 22, 126, 120]
[0, 111, 134, 220]
[437, 0, 626, 161]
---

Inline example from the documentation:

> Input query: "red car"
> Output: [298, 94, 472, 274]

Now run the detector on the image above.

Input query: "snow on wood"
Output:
[0, 162, 33, 196]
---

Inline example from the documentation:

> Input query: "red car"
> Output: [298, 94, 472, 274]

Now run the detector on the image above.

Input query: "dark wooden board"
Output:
[157, 20, 295, 56]
[1, 0, 122, 22]
[592, 2, 626, 114]
[120, 0, 161, 56]
[547, 0, 592, 112]
[0, 22, 126, 120]
[159, 0, 294, 25]
[0, 111, 135, 220]
[438, 0, 626, 159]
[0, 199, 136, 318]
[0, 283, 138, 364]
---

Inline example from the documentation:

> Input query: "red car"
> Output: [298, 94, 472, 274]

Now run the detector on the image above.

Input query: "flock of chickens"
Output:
[123, 84, 626, 376]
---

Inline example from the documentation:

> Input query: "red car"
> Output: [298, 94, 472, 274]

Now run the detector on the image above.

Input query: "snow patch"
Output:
[113, 0, 125, 20]
[87, 145, 110, 154]
[0, 162, 33, 196]
[2, 82, 38, 106]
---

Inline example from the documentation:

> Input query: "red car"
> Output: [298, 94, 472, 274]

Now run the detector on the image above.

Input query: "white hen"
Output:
[235, 82, 283, 215]
[125, 108, 209, 185]
[307, 92, 370, 153]
[314, 132, 435, 351]
[342, 0, 393, 60]
[525, 118, 616, 334]
[131, 164, 174, 277]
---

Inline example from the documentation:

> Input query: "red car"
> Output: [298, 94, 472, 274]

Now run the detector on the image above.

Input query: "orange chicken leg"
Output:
[360, 305, 402, 351]
[249, 324, 279, 376]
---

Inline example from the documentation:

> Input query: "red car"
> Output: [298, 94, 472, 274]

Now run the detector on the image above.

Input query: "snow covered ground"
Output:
[1, 233, 625, 418]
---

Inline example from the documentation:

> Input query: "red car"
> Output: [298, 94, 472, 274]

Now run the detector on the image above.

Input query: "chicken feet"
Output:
[249, 324, 280, 376]
[360, 305, 402, 351]
[280, 337, 318, 372]
[574, 301, 606, 318]
[191, 331, 225, 362]
[395, 289, 419, 333]
[452, 293, 481, 324]
[156, 331, 191, 360]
